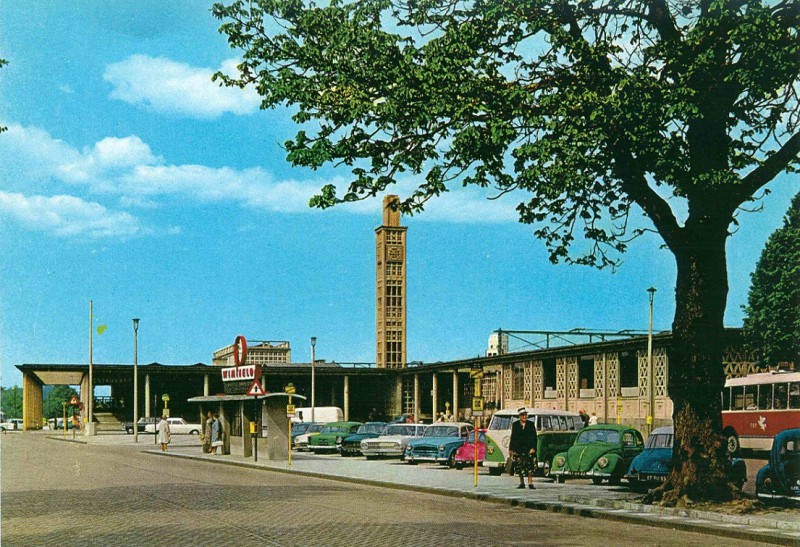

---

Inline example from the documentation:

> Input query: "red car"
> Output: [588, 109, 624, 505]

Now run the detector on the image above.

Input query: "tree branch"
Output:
[735, 131, 800, 205]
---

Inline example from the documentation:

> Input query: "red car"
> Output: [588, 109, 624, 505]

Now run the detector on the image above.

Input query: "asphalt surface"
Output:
[2, 431, 798, 546]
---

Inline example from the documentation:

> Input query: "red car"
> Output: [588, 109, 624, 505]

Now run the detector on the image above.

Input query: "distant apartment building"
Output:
[212, 340, 291, 366]
[486, 332, 509, 357]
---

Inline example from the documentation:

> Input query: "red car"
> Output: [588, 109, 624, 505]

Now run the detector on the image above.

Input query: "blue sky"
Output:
[0, 2, 796, 388]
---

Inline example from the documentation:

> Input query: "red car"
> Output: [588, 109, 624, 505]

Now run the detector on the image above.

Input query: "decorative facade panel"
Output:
[556, 359, 566, 399]
[654, 347, 668, 397]
[638, 350, 648, 398]
[723, 346, 759, 379]
[594, 354, 605, 399]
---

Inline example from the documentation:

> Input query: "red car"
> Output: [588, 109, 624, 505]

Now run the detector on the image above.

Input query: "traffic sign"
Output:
[470, 368, 484, 379]
[247, 379, 266, 397]
[286, 404, 296, 416]
[162, 394, 170, 402]
[285, 383, 296, 395]
[69, 395, 80, 406]
[472, 396, 484, 412]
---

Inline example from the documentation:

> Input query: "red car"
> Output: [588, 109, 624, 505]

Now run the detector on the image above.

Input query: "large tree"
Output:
[212, 0, 800, 503]
[742, 192, 800, 368]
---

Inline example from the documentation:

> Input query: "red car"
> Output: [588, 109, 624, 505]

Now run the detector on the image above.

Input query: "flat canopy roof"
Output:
[187, 392, 307, 403]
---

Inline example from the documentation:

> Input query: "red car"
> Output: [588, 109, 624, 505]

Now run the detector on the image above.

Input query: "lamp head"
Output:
[310, 336, 317, 347]
[132, 318, 140, 332]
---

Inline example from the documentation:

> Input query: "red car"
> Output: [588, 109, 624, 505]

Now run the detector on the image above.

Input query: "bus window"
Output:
[557, 416, 569, 431]
[758, 384, 773, 411]
[722, 387, 730, 411]
[774, 383, 789, 409]
[732, 386, 745, 410]
[744, 384, 758, 409]
[790, 383, 800, 409]
[538, 415, 551, 431]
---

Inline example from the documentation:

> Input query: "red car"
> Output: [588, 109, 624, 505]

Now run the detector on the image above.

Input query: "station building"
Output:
[14, 195, 760, 455]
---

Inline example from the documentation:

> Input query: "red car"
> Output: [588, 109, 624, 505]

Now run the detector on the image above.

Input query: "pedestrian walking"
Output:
[157, 415, 171, 452]
[210, 413, 223, 455]
[202, 411, 213, 454]
[509, 407, 537, 489]
[588, 412, 598, 425]
[579, 409, 590, 427]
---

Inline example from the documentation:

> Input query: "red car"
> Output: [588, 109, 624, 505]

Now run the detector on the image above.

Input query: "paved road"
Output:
[1, 434, 771, 546]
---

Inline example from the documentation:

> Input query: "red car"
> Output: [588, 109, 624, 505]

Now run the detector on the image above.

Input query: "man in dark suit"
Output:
[509, 407, 537, 489]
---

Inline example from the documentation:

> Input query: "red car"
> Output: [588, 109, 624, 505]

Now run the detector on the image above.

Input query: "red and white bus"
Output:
[721, 370, 800, 452]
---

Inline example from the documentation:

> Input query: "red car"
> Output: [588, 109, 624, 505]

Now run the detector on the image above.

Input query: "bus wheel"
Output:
[488, 467, 502, 476]
[724, 429, 740, 456]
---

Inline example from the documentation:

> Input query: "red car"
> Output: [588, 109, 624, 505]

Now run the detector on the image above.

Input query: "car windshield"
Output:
[307, 423, 324, 433]
[576, 429, 620, 444]
[292, 423, 311, 435]
[383, 425, 411, 435]
[646, 433, 673, 449]
[358, 424, 386, 434]
[488, 415, 513, 430]
[321, 425, 350, 434]
[423, 426, 459, 438]
[466, 431, 486, 443]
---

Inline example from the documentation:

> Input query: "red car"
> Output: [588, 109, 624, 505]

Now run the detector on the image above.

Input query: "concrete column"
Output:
[204, 374, 209, 397]
[145, 374, 151, 417]
[432, 373, 439, 421]
[413, 374, 420, 422]
[395, 376, 403, 416]
[452, 371, 459, 418]
[343, 375, 350, 421]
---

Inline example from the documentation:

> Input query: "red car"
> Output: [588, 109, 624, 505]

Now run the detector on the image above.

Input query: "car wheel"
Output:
[724, 429, 740, 456]
[126, 427, 134, 434]
[541, 459, 552, 478]
[591, 476, 604, 485]
[406, 460, 417, 465]
[365, 455, 376, 460]
[447, 452, 457, 469]
[455, 463, 464, 470]
[556, 475, 565, 484]
[488, 467, 502, 476]
[190, 429, 199, 435]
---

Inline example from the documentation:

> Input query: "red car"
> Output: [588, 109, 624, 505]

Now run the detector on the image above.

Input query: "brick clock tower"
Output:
[376, 195, 407, 368]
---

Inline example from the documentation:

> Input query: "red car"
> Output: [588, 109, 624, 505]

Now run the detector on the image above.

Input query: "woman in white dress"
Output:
[157, 416, 171, 452]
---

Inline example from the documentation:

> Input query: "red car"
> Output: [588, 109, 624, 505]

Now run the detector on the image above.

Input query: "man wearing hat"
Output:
[509, 407, 537, 489]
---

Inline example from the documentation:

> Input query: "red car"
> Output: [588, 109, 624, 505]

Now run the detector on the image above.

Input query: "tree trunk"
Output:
[645, 217, 744, 505]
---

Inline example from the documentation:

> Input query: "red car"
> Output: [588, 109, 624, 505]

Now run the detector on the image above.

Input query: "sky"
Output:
[0, 2, 797, 388]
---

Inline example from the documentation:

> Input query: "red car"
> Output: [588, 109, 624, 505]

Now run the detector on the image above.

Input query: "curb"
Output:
[151, 450, 798, 545]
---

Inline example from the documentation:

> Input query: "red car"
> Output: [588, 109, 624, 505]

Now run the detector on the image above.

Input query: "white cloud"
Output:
[0, 191, 145, 238]
[0, 121, 520, 229]
[104, 55, 261, 118]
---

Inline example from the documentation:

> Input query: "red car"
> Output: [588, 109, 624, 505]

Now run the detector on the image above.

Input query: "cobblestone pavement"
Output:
[0, 433, 776, 546]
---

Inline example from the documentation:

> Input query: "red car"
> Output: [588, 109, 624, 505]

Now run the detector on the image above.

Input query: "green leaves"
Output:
[213, 0, 799, 268]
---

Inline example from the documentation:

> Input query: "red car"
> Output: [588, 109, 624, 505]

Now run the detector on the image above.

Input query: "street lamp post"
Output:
[133, 318, 140, 443]
[647, 287, 657, 434]
[311, 337, 317, 423]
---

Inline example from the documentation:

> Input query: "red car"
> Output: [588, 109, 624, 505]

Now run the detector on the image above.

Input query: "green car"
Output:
[309, 421, 362, 453]
[551, 424, 644, 485]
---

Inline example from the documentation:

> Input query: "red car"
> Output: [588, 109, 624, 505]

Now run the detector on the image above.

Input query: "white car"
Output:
[0, 418, 23, 431]
[360, 423, 428, 459]
[144, 417, 201, 435]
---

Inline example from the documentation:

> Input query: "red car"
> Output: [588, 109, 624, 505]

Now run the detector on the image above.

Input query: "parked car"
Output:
[123, 416, 159, 434]
[339, 422, 388, 456]
[294, 423, 325, 451]
[453, 429, 486, 469]
[0, 418, 23, 431]
[482, 408, 584, 476]
[405, 422, 474, 466]
[360, 423, 428, 459]
[756, 428, 800, 505]
[625, 426, 746, 491]
[309, 421, 362, 453]
[144, 417, 202, 435]
[551, 424, 644, 484]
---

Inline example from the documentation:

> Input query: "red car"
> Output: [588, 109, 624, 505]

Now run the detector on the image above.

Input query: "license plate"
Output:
[644, 474, 666, 482]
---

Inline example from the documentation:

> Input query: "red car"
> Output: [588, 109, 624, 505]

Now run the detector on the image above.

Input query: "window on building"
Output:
[542, 358, 556, 392]
[619, 351, 638, 388]
[512, 363, 525, 399]
[579, 356, 595, 390]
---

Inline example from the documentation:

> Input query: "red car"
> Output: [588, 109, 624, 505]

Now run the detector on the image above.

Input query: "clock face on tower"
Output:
[387, 245, 403, 263]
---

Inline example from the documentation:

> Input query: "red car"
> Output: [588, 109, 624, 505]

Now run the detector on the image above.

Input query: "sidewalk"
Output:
[148, 441, 799, 545]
